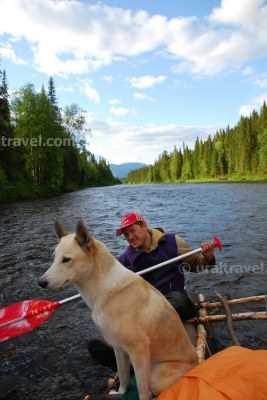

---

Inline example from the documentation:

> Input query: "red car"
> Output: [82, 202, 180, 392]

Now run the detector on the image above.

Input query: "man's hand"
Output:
[201, 241, 215, 259]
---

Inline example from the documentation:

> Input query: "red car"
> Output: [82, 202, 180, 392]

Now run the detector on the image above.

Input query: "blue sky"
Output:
[1, 0, 267, 164]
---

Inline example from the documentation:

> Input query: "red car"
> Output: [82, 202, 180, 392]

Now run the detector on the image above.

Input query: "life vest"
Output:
[118, 233, 185, 294]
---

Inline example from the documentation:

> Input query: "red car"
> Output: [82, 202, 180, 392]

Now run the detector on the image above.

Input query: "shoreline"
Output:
[125, 176, 267, 185]
[0, 182, 121, 205]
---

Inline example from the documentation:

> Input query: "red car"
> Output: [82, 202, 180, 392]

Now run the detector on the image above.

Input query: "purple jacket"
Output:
[118, 233, 185, 294]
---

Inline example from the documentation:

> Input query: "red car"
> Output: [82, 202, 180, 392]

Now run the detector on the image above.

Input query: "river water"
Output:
[0, 183, 267, 399]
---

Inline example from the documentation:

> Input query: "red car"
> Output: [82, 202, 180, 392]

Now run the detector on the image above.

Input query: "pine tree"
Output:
[210, 145, 218, 177]
[214, 133, 227, 176]
[158, 151, 170, 181]
[199, 139, 209, 177]
[48, 77, 57, 107]
[169, 146, 182, 181]
[181, 145, 193, 180]
[258, 102, 267, 174]
[192, 137, 200, 178]
[250, 111, 259, 174]
[0, 69, 13, 179]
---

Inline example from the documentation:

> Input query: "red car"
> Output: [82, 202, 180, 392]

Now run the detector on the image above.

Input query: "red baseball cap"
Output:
[116, 212, 146, 236]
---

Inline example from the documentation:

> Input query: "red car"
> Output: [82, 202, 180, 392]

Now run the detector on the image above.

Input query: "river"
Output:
[0, 183, 267, 399]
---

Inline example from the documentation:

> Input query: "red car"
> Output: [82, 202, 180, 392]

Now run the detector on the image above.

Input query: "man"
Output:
[116, 212, 216, 320]
[88, 212, 216, 368]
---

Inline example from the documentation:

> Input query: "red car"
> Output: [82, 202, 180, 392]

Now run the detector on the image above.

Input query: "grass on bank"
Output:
[125, 175, 267, 184]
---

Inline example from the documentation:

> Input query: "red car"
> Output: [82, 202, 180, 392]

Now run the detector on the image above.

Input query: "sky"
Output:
[1, 0, 267, 164]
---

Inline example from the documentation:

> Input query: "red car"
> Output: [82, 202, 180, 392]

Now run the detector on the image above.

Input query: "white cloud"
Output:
[209, 0, 265, 26]
[253, 93, 267, 104]
[169, 0, 267, 75]
[133, 92, 154, 101]
[130, 75, 166, 89]
[0, 43, 25, 64]
[109, 98, 121, 105]
[87, 118, 218, 163]
[84, 111, 98, 124]
[242, 66, 253, 76]
[103, 75, 113, 82]
[239, 92, 267, 116]
[239, 104, 255, 117]
[0, 0, 166, 76]
[57, 86, 75, 93]
[109, 106, 129, 116]
[82, 80, 100, 104]
[1, 0, 267, 76]
[254, 76, 267, 88]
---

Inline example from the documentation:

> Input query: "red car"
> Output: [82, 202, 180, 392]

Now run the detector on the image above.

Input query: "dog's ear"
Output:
[55, 221, 68, 239]
[75, 220, 92, 249]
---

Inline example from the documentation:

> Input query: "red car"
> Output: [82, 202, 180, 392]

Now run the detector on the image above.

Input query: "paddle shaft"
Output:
[137, 246, 202, 276]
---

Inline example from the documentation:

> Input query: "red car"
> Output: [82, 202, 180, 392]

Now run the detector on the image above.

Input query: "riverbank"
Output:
[125, 175, 267, 184]
[183, 175, 267, 184]
[0, 180, 121, 205]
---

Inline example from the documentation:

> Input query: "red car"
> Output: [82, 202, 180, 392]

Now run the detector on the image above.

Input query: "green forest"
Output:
[0, 68, 118, 203]
[127, 103, 267, 183]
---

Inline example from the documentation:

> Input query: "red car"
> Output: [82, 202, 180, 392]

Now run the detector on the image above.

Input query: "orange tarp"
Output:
[159, 346, 267, 400]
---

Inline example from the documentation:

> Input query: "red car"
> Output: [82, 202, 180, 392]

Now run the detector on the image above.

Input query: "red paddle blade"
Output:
[201, 236, 223, 254]
[213, 236, 223, 250]
[0, 299, 60, 342]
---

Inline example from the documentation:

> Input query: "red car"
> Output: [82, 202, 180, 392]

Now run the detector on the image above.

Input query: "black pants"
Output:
[87, 290, 198, 370]
[165, 290, 198, 321]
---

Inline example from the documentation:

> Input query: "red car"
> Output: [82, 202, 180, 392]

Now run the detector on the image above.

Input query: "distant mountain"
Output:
[110, 162, 146, 178]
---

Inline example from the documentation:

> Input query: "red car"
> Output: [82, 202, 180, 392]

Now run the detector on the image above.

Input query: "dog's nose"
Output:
[38, 277, 48, 288]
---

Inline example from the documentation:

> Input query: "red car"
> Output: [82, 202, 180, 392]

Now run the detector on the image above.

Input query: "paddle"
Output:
[0, 236, 222, 342]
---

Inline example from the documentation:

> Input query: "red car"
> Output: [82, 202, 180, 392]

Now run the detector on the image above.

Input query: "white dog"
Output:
[38, 221, 197, 400]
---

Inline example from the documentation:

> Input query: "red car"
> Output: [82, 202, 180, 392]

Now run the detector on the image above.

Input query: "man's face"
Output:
[122, 223, 149, 249]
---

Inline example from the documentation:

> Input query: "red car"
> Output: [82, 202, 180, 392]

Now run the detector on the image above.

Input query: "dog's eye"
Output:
[62, 257, 71, 263]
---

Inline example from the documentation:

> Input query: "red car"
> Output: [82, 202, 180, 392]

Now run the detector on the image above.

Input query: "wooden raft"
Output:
[193, 293, 267, 363]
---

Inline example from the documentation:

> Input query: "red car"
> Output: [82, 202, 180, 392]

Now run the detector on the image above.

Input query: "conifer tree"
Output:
[169, 146, 181, 181]
[48, 77, 57, 107]
[258, 127, 267, 174]
[0, 69, 12, 177]
[192, 137, 200, 178]
[181, 145, 193, 180]
[250, 111, 259, 174]
[158, 150, 170, 181]
[258, 102, 267, 174]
